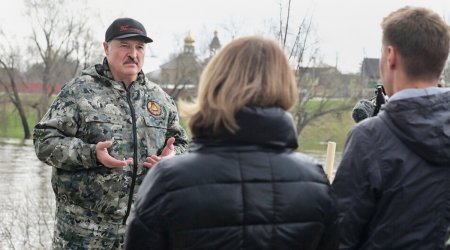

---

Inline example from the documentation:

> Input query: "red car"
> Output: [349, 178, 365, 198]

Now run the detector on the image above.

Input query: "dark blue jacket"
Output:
[125, 107, 339, 250]
[333, 91, 450, 250]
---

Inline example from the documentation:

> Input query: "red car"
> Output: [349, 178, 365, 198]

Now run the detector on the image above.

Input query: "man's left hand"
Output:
[143, 137, 176, 168]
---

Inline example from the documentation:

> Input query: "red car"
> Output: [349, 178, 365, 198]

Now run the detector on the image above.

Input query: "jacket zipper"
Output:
[123, 83, 138, 225]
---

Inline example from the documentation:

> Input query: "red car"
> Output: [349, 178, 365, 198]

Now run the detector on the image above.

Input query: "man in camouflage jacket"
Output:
[33, 17, 188, 249]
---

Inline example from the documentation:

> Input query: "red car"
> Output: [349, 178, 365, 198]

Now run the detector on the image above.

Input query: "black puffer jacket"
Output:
[333, 91, 450, 250]
[125, 107, 339, 250]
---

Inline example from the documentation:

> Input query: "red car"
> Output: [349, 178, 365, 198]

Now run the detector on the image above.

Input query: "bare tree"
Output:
[220, 17, 246, 41]
[277, 0, 358, 135]
[0, 0, 100, 139]
[0, 31, 31, 139]
[72, 25, 103, 75]
[25, 0, 93, 118]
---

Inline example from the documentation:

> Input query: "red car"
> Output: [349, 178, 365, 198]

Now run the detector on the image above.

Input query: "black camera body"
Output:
[352, 85, 388, 123]
[372, 85, 387, 116]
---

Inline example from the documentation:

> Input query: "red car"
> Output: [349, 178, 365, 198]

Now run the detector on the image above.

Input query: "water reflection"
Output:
[0, 138, 340, 249]
[0, 138, 55, 249]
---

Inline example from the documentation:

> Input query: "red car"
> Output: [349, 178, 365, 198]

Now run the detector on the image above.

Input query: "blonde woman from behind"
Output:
[125, 36, 339, 250]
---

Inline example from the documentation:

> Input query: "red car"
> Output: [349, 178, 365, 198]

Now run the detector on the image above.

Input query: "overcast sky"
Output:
[1, 0, 449, 74]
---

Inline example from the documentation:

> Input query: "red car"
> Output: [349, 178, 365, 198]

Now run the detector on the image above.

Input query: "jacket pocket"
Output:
[142, 115, 168, 129]
[84, 113, 125, 142]
[83, 112, 132, 161]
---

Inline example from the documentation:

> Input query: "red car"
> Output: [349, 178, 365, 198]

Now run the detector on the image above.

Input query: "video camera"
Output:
[372, 84, 387, 116]
[351, 84, 388, 123]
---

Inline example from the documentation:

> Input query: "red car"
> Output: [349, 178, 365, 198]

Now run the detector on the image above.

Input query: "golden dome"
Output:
[184, 32, 195, 45]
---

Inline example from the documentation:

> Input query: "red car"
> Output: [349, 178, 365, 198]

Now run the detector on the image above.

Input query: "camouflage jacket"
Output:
[34, 58, 188, 224]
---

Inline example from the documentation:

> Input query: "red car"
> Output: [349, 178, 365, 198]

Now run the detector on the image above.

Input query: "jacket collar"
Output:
[192, 106, 299, 151]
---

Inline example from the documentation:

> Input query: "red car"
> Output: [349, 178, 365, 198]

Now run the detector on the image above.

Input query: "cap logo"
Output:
[147, 101, 161, 116]
[119, 25, 144, 34]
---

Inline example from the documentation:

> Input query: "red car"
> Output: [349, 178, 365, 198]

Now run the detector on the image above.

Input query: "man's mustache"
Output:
[124, 56, 138, 65]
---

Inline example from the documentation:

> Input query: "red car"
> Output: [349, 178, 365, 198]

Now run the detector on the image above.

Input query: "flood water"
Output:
[0, 138, 340, 249]
[0, 138, 55, 249]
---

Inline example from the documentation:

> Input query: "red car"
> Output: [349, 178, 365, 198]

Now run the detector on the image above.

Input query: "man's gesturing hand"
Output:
[144, 137, 176, 168]
[96, 141, 133, 168]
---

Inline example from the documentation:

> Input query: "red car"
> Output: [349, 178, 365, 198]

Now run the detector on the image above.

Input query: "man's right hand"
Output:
[96, 141, 133, 168]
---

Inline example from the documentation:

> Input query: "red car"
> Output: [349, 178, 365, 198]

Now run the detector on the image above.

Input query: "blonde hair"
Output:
[182, 36, 297, 136]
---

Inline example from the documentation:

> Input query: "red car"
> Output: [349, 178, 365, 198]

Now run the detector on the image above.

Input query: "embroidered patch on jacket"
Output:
[147, 101, 162, 116]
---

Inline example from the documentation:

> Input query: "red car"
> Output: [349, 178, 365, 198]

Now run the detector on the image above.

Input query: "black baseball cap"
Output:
[105, 18, 153, 43]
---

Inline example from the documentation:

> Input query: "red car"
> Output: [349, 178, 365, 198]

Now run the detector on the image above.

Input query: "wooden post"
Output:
[325, 141, 336, 183]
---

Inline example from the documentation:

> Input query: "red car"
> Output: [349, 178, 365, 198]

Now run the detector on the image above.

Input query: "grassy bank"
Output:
[0, 95, 40, 139]
[298, 111, 354, 152]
